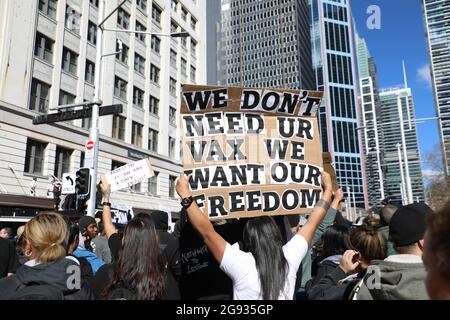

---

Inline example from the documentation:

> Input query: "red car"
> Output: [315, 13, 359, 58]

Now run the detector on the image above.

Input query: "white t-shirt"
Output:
[220, 234, 308, 300]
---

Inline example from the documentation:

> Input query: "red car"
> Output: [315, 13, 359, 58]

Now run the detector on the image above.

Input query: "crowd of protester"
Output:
[0, 171, 449, 300]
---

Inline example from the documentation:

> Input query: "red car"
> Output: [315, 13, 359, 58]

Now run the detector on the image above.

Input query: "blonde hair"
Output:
[23, 211, 67, 263]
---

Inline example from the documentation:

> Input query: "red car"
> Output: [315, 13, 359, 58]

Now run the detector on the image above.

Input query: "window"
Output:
[24, 139, 46, 175]
[191, 17, 197, 30]
[131, 121, 143, 147]
[190, 66, 196, 82]
[59, 90, 75, 105]
[181, 35, 187, 48]
[130, 182, 141, 193]
[82, 117, 91, 130]
[65, 5, 81, 34]
[148, 171, 158, 195]
[87, 21, 97, 44]
[151, 35, 160, 53]
[170, 50, 177, 67]
[30, 79, 50, 113]
[38, 0, 57, 20]
[134, 53, 145, 75]
[169, 175, 177, 198]
[54, 146, 72, 178]
[171, 0, 178, 11]
[152, 5, 162, 26]
[34, 32, 54, 63]
[150, 64, 160, 84]
[89, 0, 99, 8]
[117, 8, 130, 29]
[181, 7, 188, 21]
[149, 96, 159, 115]
[148, 128, 158, 152]
[111, 160, 125, 171]
[171, 21, 178, 33]
[62, 47, 78, 75]
[191, 40, 197, 58]
[116, 42, 129, 64]
[136, 0, 147, 12]
[136, 21, 146, 42]
[169, 78, 177, 96]
[181, 58, 187, 76]
[114, 76, 127, 99]
[169, 137, 176, 158]
[112, 115, 126, 140]
[85, 60, 95, 84]
[169, 106, 176, 125]
[80, 151, 85, 167]
[133, 86, 144, 107]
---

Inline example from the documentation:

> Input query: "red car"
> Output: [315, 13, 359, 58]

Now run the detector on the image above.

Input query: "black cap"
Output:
[78, 216, 97, 235]
[150, 210, 169, 231]
[389, 203, 433, 247]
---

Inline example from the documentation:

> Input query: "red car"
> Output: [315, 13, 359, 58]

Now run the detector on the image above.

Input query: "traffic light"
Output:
[75, 168, 91, 199]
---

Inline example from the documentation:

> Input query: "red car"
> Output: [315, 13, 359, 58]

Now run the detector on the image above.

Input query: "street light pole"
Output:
[86, 0, 106, 217]
[85, 0, 190, 217]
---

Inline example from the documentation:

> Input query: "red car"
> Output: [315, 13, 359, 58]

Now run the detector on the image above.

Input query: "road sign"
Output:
[85, 140, 95, 169]
[32, 104, 123, 125]
[86, 140, 94, 151]
[62, 173, 77, 195]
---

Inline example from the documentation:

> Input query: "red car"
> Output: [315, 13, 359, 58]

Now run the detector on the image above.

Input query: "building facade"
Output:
[0, 0, 206, 214]
[355, 32, 384, 207]
[217, 0, 315, 90]
[422, 0, 450, 175]
[379, 87, 425, 204]
[310, 0, 368, 208]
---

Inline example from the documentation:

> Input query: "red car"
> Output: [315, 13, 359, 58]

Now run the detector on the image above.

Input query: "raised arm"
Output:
[176, 174, 227, 263]
[98, 176, 117, 239]
[298, 172, 333, 247]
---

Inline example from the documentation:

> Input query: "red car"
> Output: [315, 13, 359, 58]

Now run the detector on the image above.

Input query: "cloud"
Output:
[417, 64, 432, 88]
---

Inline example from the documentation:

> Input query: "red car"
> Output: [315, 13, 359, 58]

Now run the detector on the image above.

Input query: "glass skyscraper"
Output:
[379, 88, 425, 204]
[310, 0, 368, 208]
[422, 0, 450, 175]
[217, 0, 315, 90]
[355, 32, 385, 207]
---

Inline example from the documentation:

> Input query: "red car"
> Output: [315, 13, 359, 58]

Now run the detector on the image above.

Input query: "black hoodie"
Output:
[0, 257, 93, 300]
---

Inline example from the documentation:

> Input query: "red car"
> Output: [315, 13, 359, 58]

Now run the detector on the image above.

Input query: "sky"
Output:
[350, 0, 439, 181]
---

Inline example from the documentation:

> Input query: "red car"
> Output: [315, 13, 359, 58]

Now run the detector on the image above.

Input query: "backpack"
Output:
[9, 284, 65, 300]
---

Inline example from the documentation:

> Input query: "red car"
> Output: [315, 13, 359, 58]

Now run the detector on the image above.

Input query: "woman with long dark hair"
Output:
[176, 172, 333, 300]
[306, 224, 351, 291]
[101, 217, 165, 299]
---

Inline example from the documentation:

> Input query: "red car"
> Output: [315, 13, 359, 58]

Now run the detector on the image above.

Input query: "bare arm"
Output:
[176, 174, 227, 264]
[99, 176, 117, 240]
[298, 172, 333, 247]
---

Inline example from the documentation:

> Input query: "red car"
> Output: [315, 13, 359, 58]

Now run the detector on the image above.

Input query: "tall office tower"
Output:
[422, 0, 450, 175]
[217, 0, 315, 90]
[0, 0, 206, 213]
[379, 87, 425, 204]
[206, 0, 221, 85]
[310, 0, 368, 208]
[355, 32, 384, 207]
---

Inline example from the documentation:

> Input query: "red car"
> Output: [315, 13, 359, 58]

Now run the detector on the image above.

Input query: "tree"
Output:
[424, 144, 450, 211]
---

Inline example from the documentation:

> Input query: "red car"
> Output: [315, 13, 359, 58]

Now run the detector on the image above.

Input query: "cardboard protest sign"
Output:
[181, 84, 324, 220]
[105, 159, 154, 192]
[323, 152, 339, 192]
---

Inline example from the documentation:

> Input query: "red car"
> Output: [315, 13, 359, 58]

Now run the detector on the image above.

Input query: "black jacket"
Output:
[306, 255, 342, 292]
[0, 257, 93, 300]
[157, 230, 181, 282]
[306, 266, 366, 300]
[0, 238, 18, 278]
